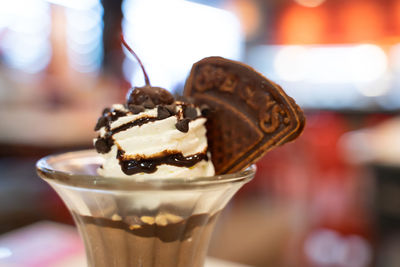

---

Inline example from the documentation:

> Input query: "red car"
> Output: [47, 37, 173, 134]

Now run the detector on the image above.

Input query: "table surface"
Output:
[0, 221, 249, 267]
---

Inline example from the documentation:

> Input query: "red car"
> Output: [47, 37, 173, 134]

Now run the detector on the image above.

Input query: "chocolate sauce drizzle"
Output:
[95, 103, 206, 155]
[95, 116, 159, 154]
[112, 116, 159, 135]
[117, 149, 208, 175]
[94, 104, 209, 175]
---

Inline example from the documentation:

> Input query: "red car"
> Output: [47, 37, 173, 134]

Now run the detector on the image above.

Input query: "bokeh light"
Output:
[65, 0, 103, 73]
[274, 44, 387, 84]
[122, 0, 243, 90]
[0, 0, 51, 73]
[274, 45, 308, 82]
[304, 228, 372, 267]
[278, 4, 328, 44]
[294, 0, 326, 8]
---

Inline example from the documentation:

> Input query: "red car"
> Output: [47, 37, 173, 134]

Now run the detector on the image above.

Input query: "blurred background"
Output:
[0, 0, 399, 266]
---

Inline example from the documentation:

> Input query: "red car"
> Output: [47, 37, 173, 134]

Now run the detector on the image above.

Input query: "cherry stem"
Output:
[121, 34, 150, 87]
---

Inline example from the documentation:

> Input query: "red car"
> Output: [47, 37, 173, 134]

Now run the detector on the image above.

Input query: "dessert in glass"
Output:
[37, 38, 304, 267]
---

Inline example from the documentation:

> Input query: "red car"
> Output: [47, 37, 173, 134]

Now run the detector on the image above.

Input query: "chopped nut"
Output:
[141, 216, 155, 225]
[165, 213, 183, 224]
[129, 224, 141, 230]
[155, 215, 168, 226]
[111, 214, 122, 221]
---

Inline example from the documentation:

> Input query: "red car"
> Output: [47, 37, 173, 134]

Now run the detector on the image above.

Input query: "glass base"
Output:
[75, 211, 219, 267]
[37, 150, 255, 267]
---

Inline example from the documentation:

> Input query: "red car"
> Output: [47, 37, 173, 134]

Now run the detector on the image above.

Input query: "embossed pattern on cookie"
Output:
[184, 57, 305, 174]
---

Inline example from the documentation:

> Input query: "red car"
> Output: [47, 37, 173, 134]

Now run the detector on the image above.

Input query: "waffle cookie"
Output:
[184, 56, 305, 174]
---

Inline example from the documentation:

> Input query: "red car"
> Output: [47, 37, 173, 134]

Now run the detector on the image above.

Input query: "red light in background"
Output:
[295, 0, 326, 8]
[393, 0, 400, 34]
[338, 0, 385, 43]
[276, 0, 399, 45]
[278, 4, 328, 44]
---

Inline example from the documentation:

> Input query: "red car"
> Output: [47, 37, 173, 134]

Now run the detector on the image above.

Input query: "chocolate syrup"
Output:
[95, 103, 204, 154]
[95, 116, 159, 154]
[111, 116, 158, 135]
[118, 149, 208, 175]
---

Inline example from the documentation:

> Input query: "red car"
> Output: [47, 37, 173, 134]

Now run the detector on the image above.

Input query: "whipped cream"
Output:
[94, 102, 215, 179]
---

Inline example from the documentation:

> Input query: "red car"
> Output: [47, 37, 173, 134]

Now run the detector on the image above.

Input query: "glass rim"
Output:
[36, 149, 256, 191]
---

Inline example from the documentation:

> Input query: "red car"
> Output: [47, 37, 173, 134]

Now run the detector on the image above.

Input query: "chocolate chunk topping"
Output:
[126, 86, 174, 106]
[94, 108, 128, 132]
[95, 137, 113, 154]
[110, 109, 128, 121]
[94, 116, 108, 131]
[175, 118, 190, 133]
[157, 106, 172, 120]
[183, 106, 197, 120]
[101, 109, 128, 123]
[128, 104, 145, 114]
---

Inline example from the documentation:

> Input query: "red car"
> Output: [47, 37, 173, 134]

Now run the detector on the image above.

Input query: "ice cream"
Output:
[93, 37, 215, 179]
[94, 86, 215, 179]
